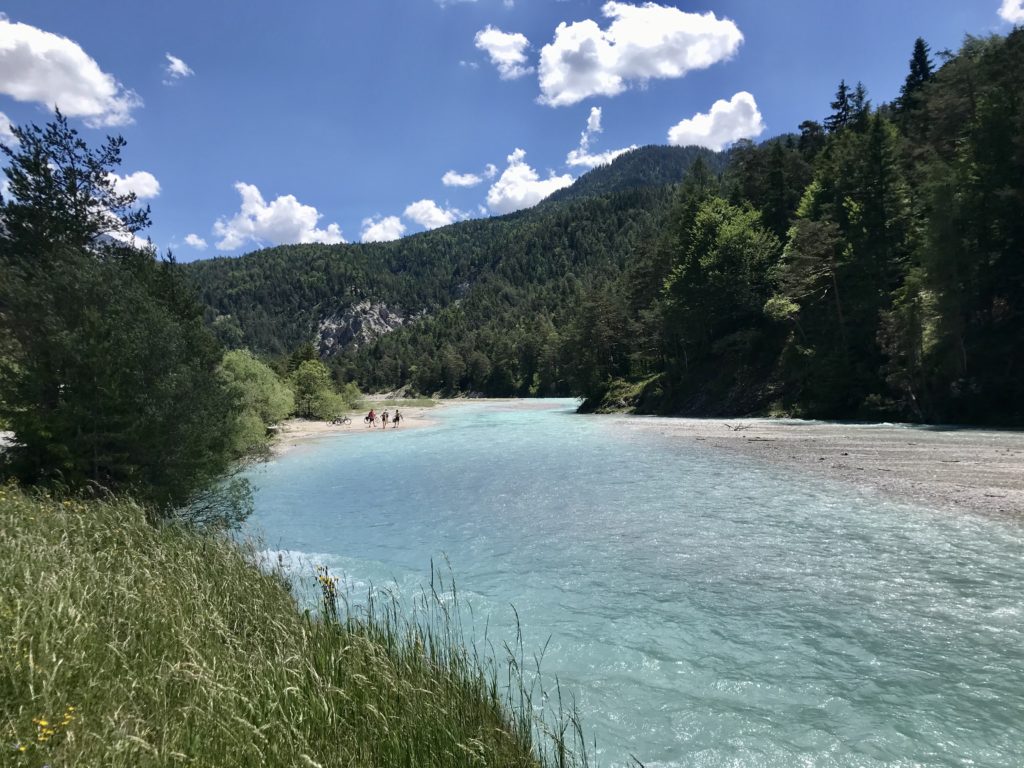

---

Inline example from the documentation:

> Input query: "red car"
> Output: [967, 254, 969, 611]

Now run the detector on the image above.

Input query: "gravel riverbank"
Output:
[617, 416, 1024, 517]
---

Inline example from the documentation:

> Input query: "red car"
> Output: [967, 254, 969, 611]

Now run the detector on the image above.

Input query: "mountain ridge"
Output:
[185, 143, 712, 357]
[548, 144, 726, 203]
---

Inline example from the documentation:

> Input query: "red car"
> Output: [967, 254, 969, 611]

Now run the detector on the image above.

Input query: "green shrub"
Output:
[219, 350, 295, 456]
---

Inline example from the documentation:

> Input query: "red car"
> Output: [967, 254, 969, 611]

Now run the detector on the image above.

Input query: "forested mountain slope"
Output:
[186, 146, 718, 393]
[547, 145, 727, 203]
[564, 32, 1024, 425]
[189, 32, 1024, 424]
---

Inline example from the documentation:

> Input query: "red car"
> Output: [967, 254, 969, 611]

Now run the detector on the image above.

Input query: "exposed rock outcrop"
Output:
[317, 301, 407, 355]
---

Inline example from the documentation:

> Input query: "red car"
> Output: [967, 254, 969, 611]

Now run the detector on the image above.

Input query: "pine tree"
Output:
[897, 37, 935, 136]
[0, 116, 241, 516]
[763, 142, 792, 239]
[850, 82, 871, 131]
[825, 80, 852, 133]
[899, 38, 934, 109]
[798, 120, 826, 158]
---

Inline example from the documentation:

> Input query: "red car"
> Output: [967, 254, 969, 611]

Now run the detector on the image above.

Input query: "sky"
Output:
[0, 1, 1018, 260]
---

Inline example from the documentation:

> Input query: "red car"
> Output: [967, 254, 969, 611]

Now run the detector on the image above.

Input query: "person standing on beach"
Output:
[392, 409, 402, 428]
[381, 410, 390, 429]
[366, 408, 376, 427]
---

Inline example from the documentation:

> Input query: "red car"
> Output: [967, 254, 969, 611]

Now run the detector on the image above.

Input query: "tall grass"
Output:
[0, 485, 588, 767]
[312, 561, 592, 768]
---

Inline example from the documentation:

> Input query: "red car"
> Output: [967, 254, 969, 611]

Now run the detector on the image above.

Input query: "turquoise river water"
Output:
[246, 400, 1024, 767]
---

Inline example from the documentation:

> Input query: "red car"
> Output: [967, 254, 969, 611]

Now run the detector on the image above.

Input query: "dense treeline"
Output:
[568, 32, 1024, 424]
[189, 185, 692, 396]
[337, 189, 679, 395]
[547, 145, 727, 203]
[189, 33, 1023, 425]
[0, 116, 237, 512]
[0, 115, 359, 522]
[186, 149, 719, 395]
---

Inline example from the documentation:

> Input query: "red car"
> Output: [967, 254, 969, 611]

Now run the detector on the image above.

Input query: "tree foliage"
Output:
[187, 32, 1024, 425]
[291, 359, 357, 420]
[0, 115, 244, 515]
[218, 349, 295, 456]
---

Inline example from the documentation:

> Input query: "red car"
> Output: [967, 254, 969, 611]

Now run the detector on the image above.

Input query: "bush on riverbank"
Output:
[0, 486, 582, 767]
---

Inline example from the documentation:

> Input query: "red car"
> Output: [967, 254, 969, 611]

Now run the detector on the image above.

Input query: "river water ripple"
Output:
[246, 400, 1024, 767]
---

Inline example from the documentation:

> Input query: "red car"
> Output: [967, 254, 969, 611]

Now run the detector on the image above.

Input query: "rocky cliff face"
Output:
[317, 301, 407, 355]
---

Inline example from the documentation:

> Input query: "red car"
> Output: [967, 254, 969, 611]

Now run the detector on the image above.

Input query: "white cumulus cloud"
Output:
[486, 148, 574, 215]
[475, 26, 534, 80]
[404, 199, 466, 230]
[164, 53, 194, 84]
[361, 215, 406, 243]
[442, 162, 499, 187]
[0, 111, 17, 146]
[442, 170, 483, 187]
[104, 228, 153, 252]
[0, 17, 141, 126]
[999, 0, 1024, 22]
[213, 183, 345, 251]
[108, 170, 161, 199]
[566, 106, 637, 168]
[96, 208, 153, 251]
[538, 2, 743, 107]
[184, 233, 208, 250]
[667, 91, 764, 151]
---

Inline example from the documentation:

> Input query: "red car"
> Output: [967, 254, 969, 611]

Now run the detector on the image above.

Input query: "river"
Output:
[246, 400, 1024, 767]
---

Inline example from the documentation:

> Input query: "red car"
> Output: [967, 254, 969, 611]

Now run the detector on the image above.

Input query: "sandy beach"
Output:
[271, 403, 442, 456]
[616, 415, 1024, 518]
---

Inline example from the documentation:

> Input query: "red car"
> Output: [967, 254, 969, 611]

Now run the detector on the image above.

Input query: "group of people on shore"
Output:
[364, 408, 402, 429]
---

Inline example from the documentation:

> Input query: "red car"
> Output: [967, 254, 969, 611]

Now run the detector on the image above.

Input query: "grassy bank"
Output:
[0, 486, 583, 767]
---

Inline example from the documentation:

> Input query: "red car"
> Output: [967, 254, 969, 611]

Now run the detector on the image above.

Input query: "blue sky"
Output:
[0, 1, 1016, 260]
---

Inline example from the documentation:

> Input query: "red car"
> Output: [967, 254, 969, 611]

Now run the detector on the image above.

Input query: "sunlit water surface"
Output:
[246, 400, 1024, 767]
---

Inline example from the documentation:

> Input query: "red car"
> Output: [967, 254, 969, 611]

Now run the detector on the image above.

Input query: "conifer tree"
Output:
[850, 82, 871, 131]
[825, 80, 852, 133]
[899, 37, 935, 110]
[798, 120, 826, 158]
[897, 37, 935, 136]
[0, 115, 241, 516]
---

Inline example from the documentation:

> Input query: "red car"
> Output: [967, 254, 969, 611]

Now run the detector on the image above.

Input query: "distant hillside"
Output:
[185, 145, 724, 371]
[186, 184, 677, 378]
[548, 145, 727, 203]
[187, 31, 1024, 425]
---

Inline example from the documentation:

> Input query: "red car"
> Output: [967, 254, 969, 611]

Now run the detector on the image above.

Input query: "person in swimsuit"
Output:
[392, 409, 402, 428]
[381, 410, 390, 429]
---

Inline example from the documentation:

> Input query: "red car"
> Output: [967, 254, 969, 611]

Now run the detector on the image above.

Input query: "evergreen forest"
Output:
[186, 31, 1021, 425]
